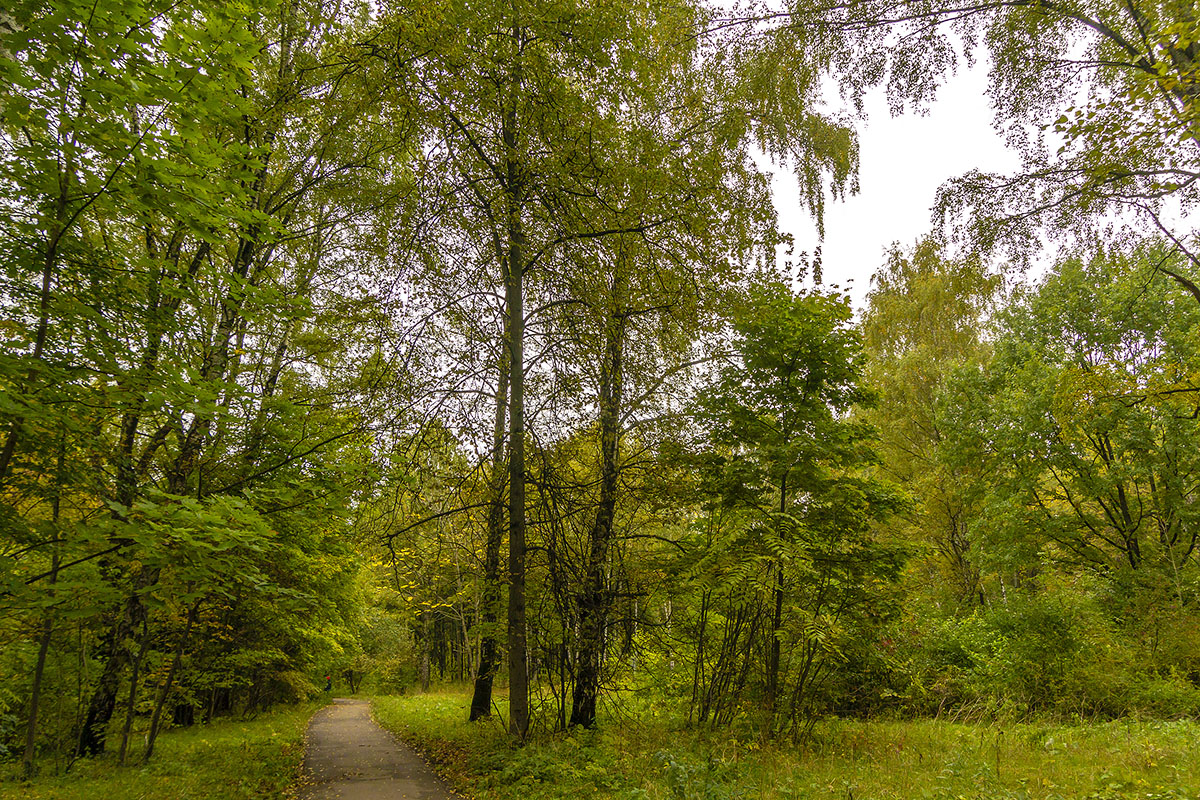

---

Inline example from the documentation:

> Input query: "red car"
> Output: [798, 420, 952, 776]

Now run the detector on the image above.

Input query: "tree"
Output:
[719, 1, 1200, 293]
[1, 0, 273, 758]
[1, 0, 411, 763]
[861, 238, 1001, 608]
[372, 0, 858, 734]
[942, 242, 1200, 603]
[692, 279, 903, 733]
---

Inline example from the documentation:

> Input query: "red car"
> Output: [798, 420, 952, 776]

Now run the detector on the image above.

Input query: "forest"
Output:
[2, 0, 1199, 796]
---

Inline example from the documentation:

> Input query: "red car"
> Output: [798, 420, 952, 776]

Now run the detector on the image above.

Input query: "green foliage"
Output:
[5, 0, 1200, 783]
[900, 588, 1200, 718]
[942, 243, 1200, 591]
[0, 0, 392, 765]
[653, 749, 749, 800]
[0, 701, 318, 800]
[861, 238, 999, 605]
[373, 689, 1200, 800]
[678, 280, 904, 729]
[0, 686, 16, 758]
[771, 0, 1200, 259]
[866, 240, 1200, 721]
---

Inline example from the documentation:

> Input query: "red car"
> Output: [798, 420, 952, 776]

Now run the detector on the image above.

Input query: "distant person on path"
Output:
[324, 674, 332, 692]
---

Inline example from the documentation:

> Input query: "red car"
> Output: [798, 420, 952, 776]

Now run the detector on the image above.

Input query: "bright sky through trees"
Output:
[780, 62, 1020, 309]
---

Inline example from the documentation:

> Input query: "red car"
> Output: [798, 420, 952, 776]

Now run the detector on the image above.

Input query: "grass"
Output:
[372, 689, 1200, 800]
[0, 701, 324, 800]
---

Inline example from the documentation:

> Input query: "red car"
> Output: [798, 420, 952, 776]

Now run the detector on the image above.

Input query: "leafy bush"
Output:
[652, 749, 749, 800]
[900, 590, 1200, 719]
[370, 657, 416, 694]
[0, 683, 17, 757]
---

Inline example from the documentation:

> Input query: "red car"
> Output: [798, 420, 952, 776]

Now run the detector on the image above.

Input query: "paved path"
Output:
[300, 698, 457, 800]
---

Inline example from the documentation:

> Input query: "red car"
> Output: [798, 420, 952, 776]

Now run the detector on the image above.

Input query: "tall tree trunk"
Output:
[570, 303, 626, 728]
[22, 591, 55, 777]
[117, 622, 153, 766]
[22, 431, 67, 777]
[766, 479, 787, 726]
[142, 600, 200, 763]
[504, 231, 528, 737]
[503, 29, 529, 738]
[766, 562, 784, 724]
[76, 578, 154, 756]
[689, 591, 709, 726]
[0, 151, 73, 486]
[420, 608, 432, 692]
[470, 356, 508, 721]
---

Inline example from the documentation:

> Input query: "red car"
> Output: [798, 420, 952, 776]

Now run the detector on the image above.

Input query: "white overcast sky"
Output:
[775, 63, 1022, 312]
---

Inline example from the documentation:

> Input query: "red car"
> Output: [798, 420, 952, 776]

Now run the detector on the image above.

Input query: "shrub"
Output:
[898, 589, 1200, 719]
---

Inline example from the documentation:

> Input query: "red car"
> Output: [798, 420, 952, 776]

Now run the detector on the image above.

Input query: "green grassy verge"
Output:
[372, 690, 1200, 800]
[0, 701, 323, 800]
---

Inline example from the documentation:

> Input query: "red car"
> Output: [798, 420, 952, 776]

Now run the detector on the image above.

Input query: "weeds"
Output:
[0, 701, 321, 800]
[372, 689, 1200, 800]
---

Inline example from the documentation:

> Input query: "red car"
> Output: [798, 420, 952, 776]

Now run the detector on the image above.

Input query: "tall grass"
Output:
[0, 701, 322, 800]
[373, 690, 1200, 800]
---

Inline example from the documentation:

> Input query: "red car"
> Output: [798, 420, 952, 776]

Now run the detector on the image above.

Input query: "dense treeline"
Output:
[2, 0, 1199, 778]
[0, 0, 407, 771]
[370, 242, 1200, 734]
[864, 242, 1200, 718]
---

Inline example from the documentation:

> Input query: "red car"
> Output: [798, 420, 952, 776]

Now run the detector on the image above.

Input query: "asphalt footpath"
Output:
[299, 697, 457, 800]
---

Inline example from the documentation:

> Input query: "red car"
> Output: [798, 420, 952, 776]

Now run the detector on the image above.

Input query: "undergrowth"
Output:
[372, 689, 1200, 800]
[0, 701, 322, 800]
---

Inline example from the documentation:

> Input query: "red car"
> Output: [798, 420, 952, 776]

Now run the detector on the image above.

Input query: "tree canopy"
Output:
[2, 0, 1200, 775]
